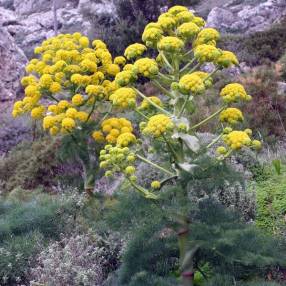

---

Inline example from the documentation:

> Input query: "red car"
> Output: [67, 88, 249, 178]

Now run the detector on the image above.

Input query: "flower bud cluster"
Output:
[99, 145, 137, 181]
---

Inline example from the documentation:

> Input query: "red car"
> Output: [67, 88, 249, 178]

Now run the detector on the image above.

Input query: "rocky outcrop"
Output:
[0, 27, 27, 101]
[0, 0, 116, 58]
[0, 0, 116, 100]
[207, 0, 286, 33]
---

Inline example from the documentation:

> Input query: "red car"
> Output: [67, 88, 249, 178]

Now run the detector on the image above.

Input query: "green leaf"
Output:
[179, 134, 200, 153]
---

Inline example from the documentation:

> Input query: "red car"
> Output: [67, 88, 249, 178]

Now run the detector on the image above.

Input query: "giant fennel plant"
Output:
[13, 5, 264, 286]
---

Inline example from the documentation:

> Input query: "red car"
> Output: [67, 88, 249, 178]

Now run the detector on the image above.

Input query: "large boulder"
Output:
[207, 0, 286, 33]
[0, 26, 27, 101]
[13, 0, 75, 15]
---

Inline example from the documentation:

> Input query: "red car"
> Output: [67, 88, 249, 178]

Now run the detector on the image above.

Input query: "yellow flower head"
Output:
[197, 28, 220, 43]
[101, 117, 133, 144]
[80, 59, 98, 72]
[191, 71, 212, 88]
[92, 131, 105, 143]
[220, 83, 251, 103]
[39, 74, 53, 88]
[43, 115, 56, 129]
[116, 132, 136, 147]
[49, 82, 61, 93]
[139, 96, 162, 110]
[176, 11, 194, 24]
[58, 100, 70, 110]
[194, 44, 221, 63]
[157, 36, 184, 53]
[151, 180, 161, 189]
[106, 64, 121, 76]
[65, 107, 78, 119]
[76, 111, 89, 122]
[72, 94, 84, 106]
[168, 5, 188, 15]
[115, 70, 137, 87]
[62, 117, 76, 131]
[31, 106, 45, 119]
[179, 73, 205, 94]
[158, 16, 176, 31]
[216, 51, 239, 68]
[86, 85, 106, 99]
[220, 108, 244, 125]
[134, 58, 159, 78]
[177, 22, 200, 40]
[192, 16, 206, 28]
[92, 39, 107, 49]
[223, 130, 251, 150]
[142, 28, 163, 47]
[124, 43, 147, 60]
[114, 56, 126, 66]
[143, 114, 174, 137]
[79, 36, 90, 48]
[25, 85, 40, 97]
[109, 87, 136, 109]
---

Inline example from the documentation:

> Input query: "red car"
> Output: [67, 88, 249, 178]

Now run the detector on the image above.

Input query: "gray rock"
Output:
[78, 0, 116, 18]
[207, 0, 286, 34]
[13, 0, 72, 15]
[0, 26, 27, 101]
[0, 0, 14, 10]
[207, 7, 235, 29]
[0, 7, 17, 25]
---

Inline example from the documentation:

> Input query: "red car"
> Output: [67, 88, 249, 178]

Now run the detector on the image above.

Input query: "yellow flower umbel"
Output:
[216, 51, 239, 68]
[223, 130, 251, 150]
[157, 36, 184, 53]
[139, 96, 162, 110]
[109, 87, 137, 109]
[194, 44, 221, 63]
[220, 83, 252, 103]
[134, 58, 159, 78]
[177, 22, 200, 40]
[115, 70, 137, 87]
[142, 27, 163, 47]
[98, 117, 134, 144]
[179, 73, 206, 94]
[220, 108, 244, 125]
[124, 43, 147, 60]
[143, 114, 174, 137]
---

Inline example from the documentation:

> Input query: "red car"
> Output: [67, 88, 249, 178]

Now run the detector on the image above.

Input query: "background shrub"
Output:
[30, 231, 123, 286]
[220, 18, 286, 66]
[0, 192, 78, 285]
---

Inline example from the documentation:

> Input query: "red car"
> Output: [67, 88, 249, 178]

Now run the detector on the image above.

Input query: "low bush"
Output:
[220, 18, 286, 66]
[254, 165, 286, 235]
[239, 65, 286, 139]
[30, 231, 123, 286]
[0, 192, 78, 285]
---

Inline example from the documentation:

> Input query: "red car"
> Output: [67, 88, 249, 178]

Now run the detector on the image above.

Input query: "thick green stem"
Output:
[160, 51, 174, 72]
[162, 134, 180, 162]
[134, 88, 172, 116]
[136, 154, 176, 176]
[190, 106, 226, 131]
[178, 94, 193, 118]
[178, 227, 196, 286]
[128, 179, 158, 199]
